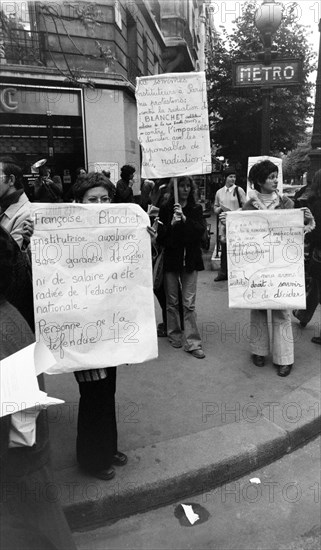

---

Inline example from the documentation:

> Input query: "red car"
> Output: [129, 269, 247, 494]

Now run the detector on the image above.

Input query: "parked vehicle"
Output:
[282, 184, 304, 199]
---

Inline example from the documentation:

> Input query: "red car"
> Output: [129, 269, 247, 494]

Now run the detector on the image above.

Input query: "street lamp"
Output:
[254, 0, 282, 154]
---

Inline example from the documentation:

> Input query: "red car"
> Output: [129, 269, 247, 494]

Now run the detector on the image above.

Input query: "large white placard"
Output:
[30, 203, 158, 373]
[226, 209, 306, 309]
[136, 72, 211, 179]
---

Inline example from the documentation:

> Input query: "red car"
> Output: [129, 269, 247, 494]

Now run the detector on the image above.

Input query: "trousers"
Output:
[76, 367, 117, 472]
[250, 309, 294, 365]
[164, 270, 202, 351]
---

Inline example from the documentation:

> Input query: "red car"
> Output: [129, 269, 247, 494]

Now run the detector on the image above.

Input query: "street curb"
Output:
[56, 381, 321, 531]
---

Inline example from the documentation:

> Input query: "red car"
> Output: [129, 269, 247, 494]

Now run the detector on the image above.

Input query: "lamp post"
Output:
[254, 0, 282, 155]
[308, 19, 321, 181]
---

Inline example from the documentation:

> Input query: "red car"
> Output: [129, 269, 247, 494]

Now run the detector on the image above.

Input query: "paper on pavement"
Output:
[181, 504, 199, 525]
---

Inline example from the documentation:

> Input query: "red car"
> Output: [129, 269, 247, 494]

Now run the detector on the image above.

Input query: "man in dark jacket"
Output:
[115, 164, 136, 203]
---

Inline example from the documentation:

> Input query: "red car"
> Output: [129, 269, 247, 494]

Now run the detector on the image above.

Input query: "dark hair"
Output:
[76, 167, 87, 177]
[248, 160, 278, 191]
[0, 227, 14, 294]
[102, 170, 111, 179]
[72, 171, 116, 202]
[223, 166, 236, 178]
[39, 165, 50, 178]
[120, 164, 136, 182]
[165, 176, 197, 206]
[0, 157, 23, 190]
[310, 168, 321, 199]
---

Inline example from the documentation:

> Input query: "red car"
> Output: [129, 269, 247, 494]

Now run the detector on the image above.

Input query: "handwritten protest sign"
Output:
[226, 209, 305, 309]
[136, 72, 211, 178]
[30, 203, 158, 374]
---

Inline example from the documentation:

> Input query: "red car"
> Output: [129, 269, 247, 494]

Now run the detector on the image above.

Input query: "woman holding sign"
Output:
[72, 172, 128, 480]
[243, 160, 314, 377]
[157, 176, 207, 358]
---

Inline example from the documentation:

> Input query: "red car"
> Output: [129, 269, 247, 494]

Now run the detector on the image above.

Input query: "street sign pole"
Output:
[261, 87, 272, 154]
[232, 58, 303, 154]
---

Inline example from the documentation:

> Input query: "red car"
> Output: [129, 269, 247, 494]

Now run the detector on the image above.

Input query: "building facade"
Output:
[0, 0, 212, 195]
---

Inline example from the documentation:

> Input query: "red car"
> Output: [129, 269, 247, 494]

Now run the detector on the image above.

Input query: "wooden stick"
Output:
[173, 177, 179, 203]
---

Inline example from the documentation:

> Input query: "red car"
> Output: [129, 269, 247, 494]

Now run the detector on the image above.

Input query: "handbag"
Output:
[152, 245, 164, 291]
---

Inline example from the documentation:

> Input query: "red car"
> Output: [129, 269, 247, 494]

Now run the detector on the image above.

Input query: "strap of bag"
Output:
[234, 186, 242, 208]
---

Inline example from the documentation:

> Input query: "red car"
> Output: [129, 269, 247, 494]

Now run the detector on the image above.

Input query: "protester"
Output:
[0, 232, 77, 550]
[0, 157, 31, 249]
[72, 171, 127, 480]
[293, 168, 321, 342]
[0, 226, 34, 331]
[157, 176, 207, 359]
[115, 164, 136, 203]
[213, 167, 246, 281]
[140, 178, 155, 211]
[33, 164, 63, 203]
[243, 159, 314, 377]
[150, 178, 184, 337]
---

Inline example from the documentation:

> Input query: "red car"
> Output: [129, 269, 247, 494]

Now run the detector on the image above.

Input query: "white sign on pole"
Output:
[136, 72, 211, 179]
[226, 209, 305, 309]
[93, 162, 119, 183]
[30, 203, 158, 374]
[247, 156, 283, 197]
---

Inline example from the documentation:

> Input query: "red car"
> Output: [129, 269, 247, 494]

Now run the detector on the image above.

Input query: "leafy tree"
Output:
[206, 1, 316, 173]
[282, 140, 311, 181]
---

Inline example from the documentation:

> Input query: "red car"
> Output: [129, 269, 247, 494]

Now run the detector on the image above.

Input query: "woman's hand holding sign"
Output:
[172, 203, 186, 225]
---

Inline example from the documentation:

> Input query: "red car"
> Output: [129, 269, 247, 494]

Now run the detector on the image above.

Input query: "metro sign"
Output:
[233, 59, 303, 88]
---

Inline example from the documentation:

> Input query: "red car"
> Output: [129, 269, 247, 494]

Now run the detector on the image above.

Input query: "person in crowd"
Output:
[293, 176, 312, 208]
[115, 164, 136, 203]
[213, 167, 246, 281]
[76, 167, 87, 178]
[33, 164, 63, 203]
[102, 170, 116, 194]
[243, 159, 314, 377]
[140, 178, 155, 211]
[72, 171, 127, 480]
[157, 176, 207, 359]
[0, 157, 31, 249]
[293, 168, 321, 341]
[0, 232, 77, 550]
[0, 226, 34, 331]
[149, 178, 184, 337]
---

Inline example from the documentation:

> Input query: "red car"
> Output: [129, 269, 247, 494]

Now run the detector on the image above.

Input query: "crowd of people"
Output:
[0, 155, 320, 545]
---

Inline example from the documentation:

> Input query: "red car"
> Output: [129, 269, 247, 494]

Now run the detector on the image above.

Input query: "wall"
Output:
[85, 88, 140, 192]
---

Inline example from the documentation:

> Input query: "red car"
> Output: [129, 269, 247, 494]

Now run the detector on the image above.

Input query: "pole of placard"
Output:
[173, 177, 179, 204]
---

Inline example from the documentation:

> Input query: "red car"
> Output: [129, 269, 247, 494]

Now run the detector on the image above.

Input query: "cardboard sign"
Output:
[136, 72, 211, 178]
[30, 203, 158, 373]
[226, 209, 305, 309]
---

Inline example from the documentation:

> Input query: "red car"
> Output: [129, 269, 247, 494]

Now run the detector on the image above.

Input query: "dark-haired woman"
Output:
[72, 172, 127, 480]
[157, 176, 207, 359]
[243, 160, 314, 377]
[115, 164, 136, 203]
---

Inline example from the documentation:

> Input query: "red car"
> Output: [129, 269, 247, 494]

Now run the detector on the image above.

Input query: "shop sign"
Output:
[0, 87, 81, 116]
[233, 59, 302, 88]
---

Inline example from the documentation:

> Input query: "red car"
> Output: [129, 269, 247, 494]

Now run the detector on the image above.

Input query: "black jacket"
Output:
[157, 201, 206, 272]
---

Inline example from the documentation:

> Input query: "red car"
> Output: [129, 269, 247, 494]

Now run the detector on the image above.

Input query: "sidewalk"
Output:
[44, 218, 321, 530]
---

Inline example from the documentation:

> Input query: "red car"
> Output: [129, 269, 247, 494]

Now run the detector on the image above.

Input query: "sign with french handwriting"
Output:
[136, 72, 211, 179]
[30, 203, 158, 373]
[226, 210, 306, 309]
